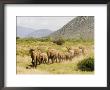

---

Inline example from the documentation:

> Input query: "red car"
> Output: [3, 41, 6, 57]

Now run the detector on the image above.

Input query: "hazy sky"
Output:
[17, 16, 75, 31]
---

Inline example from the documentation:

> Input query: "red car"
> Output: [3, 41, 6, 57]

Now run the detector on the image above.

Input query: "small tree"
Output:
[53, 36, 65, 45]
[16, 36, 20, 39]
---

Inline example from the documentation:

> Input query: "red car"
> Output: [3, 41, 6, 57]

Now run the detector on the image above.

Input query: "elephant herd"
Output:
[29, 46, 85, 68]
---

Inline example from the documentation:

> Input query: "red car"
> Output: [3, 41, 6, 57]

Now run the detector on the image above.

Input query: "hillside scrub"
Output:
[16, 36, 20, 39]
[77, 57, 94, 71]
[52, 37, 65, 45]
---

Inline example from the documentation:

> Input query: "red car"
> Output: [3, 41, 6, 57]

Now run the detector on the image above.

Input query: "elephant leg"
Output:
[35, 59, 37, 68]
[51, 58, 54, 63]
[48, 58, 50, 63]
[46, 59, 48, 64]
[59, 58, 61, 63]
[31, 59, 35, 67]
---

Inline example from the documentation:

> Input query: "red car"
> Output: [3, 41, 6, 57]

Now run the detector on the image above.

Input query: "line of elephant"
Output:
[29, 46, 86, 68]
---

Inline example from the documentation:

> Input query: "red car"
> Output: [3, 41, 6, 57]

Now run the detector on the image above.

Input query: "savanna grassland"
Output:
[16, 38, 94, 74]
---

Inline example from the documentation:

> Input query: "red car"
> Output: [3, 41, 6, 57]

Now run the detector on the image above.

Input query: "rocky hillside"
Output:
[49, 16, 94, 40]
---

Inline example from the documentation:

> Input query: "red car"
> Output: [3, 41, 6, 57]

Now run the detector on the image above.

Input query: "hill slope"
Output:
[49, 16, 94, 40]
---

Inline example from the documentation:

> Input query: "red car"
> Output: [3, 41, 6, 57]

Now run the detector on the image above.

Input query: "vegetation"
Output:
[52, 36, 65, 45]
[16, 38, 94, 74]
[77, 57, 94, 71]
[16, 36, 20, 39]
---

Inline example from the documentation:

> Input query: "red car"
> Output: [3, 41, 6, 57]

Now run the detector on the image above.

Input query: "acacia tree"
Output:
[53, 36, 65, 45]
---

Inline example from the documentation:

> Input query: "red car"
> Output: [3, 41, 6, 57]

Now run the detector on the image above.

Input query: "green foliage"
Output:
[77, 57, 94, 71]
[16, 36, 20, 39]
[37, 37, 52, 42]
[66, 38, 92, 42]
[52, 36, 65, 45]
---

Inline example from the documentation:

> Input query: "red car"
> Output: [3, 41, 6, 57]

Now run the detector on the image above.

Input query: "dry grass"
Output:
[16, 39, 94, 74]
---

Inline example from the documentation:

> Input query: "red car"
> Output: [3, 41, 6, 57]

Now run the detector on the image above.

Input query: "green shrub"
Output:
[52, 37, 65, 45]
[37, 37, 51, 42]
[16, 36, 20, 39]
[77, 57, 94, 71]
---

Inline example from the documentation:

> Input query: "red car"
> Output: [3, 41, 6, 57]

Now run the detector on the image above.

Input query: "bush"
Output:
[77, 57, 94, 71]
[52, 37, 65, 45]
[16, 36, 20, 39]
[37, 37, 51, 42]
